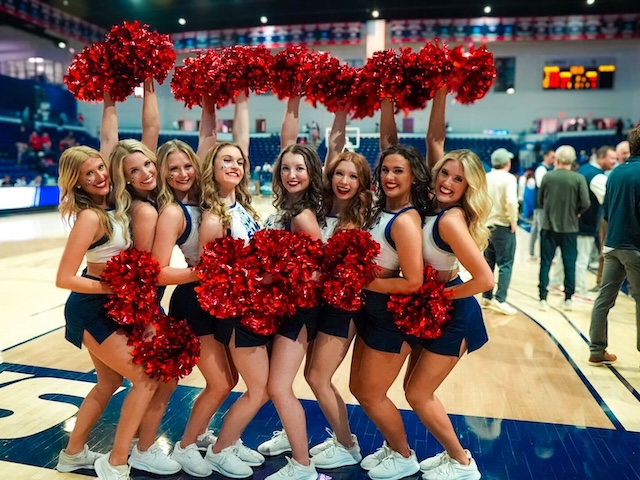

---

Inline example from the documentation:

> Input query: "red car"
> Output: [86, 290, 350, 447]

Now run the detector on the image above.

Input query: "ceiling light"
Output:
[586, 0, 595, 4]
[484, 5, 491, 14]
[260, 16, 268, 24]
[506, 87, 515, 94]
[27, 57, 44, 63]
[371, 9, 380, 18]
[178, 17, 186, 25]
[58, 41, 66, 48]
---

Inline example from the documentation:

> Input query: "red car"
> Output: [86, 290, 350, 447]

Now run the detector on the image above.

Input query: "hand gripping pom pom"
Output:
[388, 265, 454, 339]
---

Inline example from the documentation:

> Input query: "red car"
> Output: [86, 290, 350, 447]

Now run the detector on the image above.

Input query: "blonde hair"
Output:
[200, 142, 259, 228]
[432, 149, 491, 251]
[272, 144, 324, 225]
[57, 145, 113, 237]
[108, 139, 158, 243]
[156, 139, 202, 212]
[322, 151, 373, 230]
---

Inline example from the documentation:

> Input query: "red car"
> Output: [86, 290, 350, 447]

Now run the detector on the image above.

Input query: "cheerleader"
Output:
[349, 143, 433, 480]
[404, 88, 494, 480]
[302, 113, 374, 468]
[55, 145, 176, 480]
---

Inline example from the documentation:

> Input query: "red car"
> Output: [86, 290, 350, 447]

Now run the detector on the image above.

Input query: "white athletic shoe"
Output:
[128, 443, 181, 475]
[234, 438, 265, 466]
[171, 441, 212, 477]
[419, 449, 471, 472]
[367, 449, 420, 480]
[56, 444, 102, 472]
[257, 430, 292, 456]
[205, 444, 253, 479]
[312, 435, 362, 469]
[196, 430, 218, 451]
[422, 455, 481, 480]
[264, 457, 317, 480]
[94, 454, 131, 480]
[360, 442, 393, 471]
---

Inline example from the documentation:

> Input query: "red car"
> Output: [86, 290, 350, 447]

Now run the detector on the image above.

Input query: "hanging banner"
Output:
[389, 14, 640, 43]
[173, 22, 362, 52]
[0, 0, 106, 43]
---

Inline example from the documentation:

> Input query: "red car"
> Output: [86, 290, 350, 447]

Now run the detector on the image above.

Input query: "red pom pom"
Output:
[195, 236, 253, 318]
[271, 46, 314, 100]
[64, 42, 111, 102]
[171, 50, 221, 108]
[306, 52, 357, 113]
[102, 248, 161, 328]
[449, 44, 496, 104]
[388, 265, 454, 339]
[129, 313, 201, 382]
[321, 230, 381, 311]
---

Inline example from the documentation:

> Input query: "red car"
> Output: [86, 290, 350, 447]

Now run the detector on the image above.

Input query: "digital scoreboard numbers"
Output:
[542, 64, 615, 90]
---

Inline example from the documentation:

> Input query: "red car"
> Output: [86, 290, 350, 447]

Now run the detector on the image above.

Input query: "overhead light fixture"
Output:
[484, 5, 491, 14]
[586, 0, 595, 4]
[260, 16, 268, 24]
[58, 41, 66, 49]
[178, 17, 186, 25]
[506, 87, 515, 94]
[372, 9, 380, 18]
[27, 56, 44, 63]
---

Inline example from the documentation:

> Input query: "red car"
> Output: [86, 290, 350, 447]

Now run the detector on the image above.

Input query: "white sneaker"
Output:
[309, 427, 336, 456]
[196, 430, 218, 451]
[419, 450, 471, 472]
[360, 442, 392, 471]
[265, 457, 317, 480]
[422, 455, 481, 480]
[312, 435, 362, 469]
[367, 449, 420, 480]
[171, 441, 212, 477]
[489, 300, 517, 315]
[234, 438, 265, 466]
[538, 300, 549, 311]
[95, 454, 131, 480]
[257, 430, 292, 456]
[128, 443, 181, 475]
[205, 444, 253, 479]
[480, 298, 492, 309]
[563, 299, 573, 311]
[56, 444, 102, 472]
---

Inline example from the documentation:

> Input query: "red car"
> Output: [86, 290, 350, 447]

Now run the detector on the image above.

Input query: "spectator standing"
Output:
[529, 149, 555, 259]
[588, 127, 640, 366]
[481, 148, 519, 315]
[538, 146, 590, 312]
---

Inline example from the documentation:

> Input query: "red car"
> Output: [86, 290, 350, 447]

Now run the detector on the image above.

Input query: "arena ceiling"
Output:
[37, 0, 640, 34]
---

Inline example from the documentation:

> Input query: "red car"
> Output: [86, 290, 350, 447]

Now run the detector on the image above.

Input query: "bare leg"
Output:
[349, 340, 412, 457]
[305, 326, 356, 447]
[181, 335, 238, 447]
[65, 351, 123, 454]
[212, 336, 270, 452]
[404, 343, 470, 465]
[268, 329, 311, 465]
[137, 380, 178, 451]
[84, 330, 162, 466]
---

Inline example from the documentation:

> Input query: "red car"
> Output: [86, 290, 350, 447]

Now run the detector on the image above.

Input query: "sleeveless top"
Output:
[367, 207, 416, 271]
[422, 207, 460, 271]
[85, 210, 129, 263]
[176, 202, 201, 267]
[321, 216, 339, 242]
[229, 202, 260, 242]
[263, 209, 291, 232]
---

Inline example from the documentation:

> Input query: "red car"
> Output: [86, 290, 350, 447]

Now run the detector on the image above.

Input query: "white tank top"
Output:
[422, 208, 459, 272]
[85, 210, 130, 263]
[177, 203, 201, 267]
[321, 216, 339, 242]
[229, 202, 260, 243]
[367, 207, 416, 271]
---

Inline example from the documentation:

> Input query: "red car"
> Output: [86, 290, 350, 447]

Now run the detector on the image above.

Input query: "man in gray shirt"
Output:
[538, 145, 590, 312]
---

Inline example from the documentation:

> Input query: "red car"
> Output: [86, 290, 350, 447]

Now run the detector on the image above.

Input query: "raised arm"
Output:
[379, 98, 398, 152]
[141, 78, 160, 153]
[280, 96, 301, 150]
[426, 87, 447, 169]
[197, 94, 217, 160]
[99, 91, 118, 164]
[325, 108, 347, 163]
[233, 91, 249, 158]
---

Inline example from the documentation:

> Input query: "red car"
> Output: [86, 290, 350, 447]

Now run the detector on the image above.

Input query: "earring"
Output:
[76, 185, 81, 189]
[126, 181, 131, 185]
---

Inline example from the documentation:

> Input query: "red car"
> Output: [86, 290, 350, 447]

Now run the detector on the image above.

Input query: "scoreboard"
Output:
[542, 64, 615, 90]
